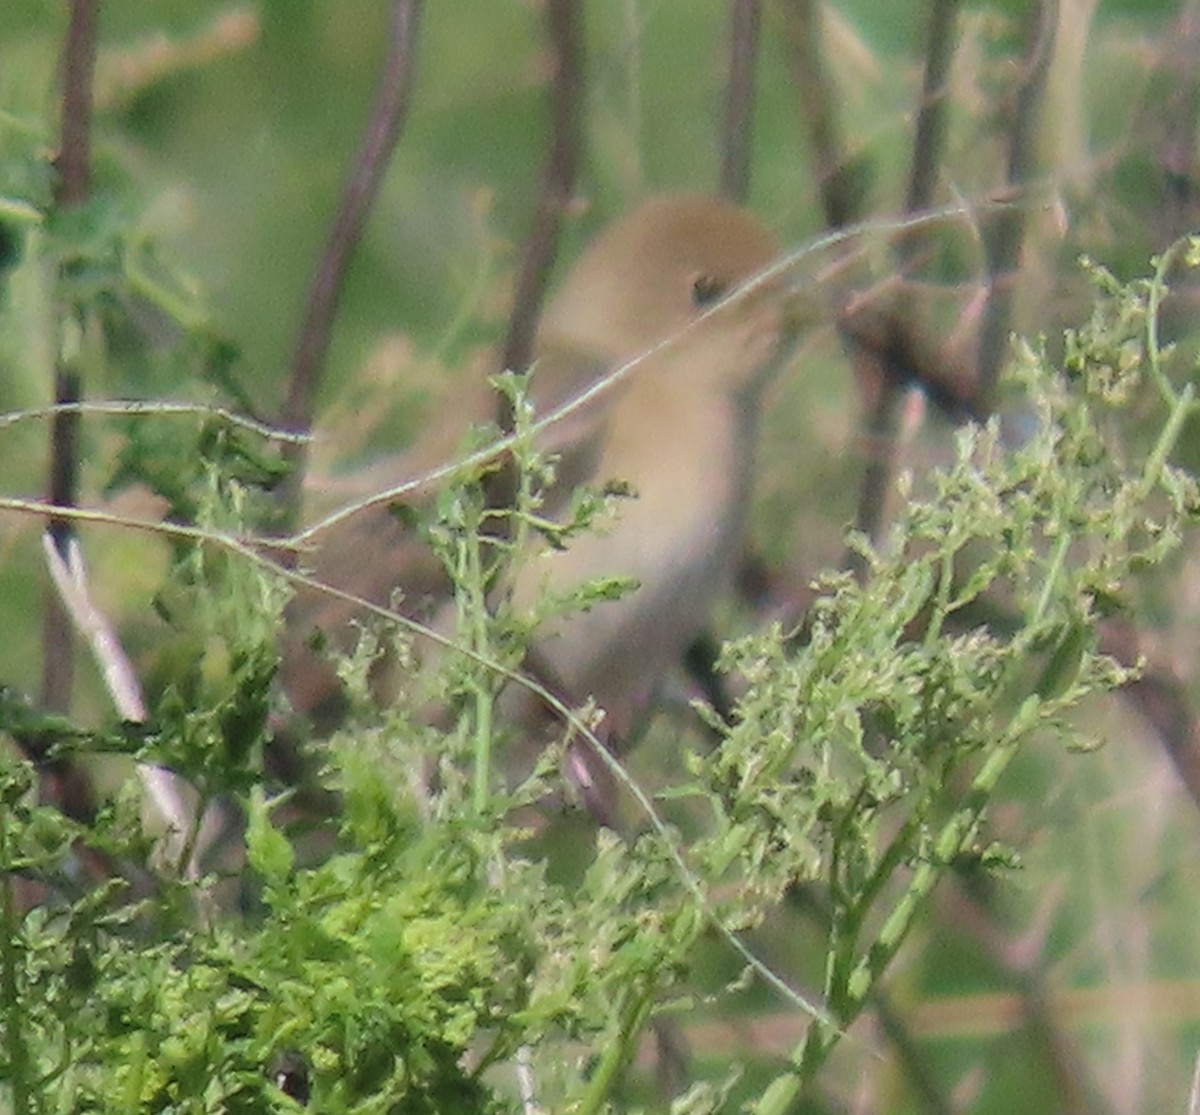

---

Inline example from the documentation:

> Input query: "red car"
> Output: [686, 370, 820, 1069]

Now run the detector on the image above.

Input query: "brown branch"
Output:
[848, 0, 962, 573]
[42, 0, 101, 719]
[497, 0, 584, 386]
[904, 0, 960, 219]
[776, 0, 861, 230]
[41, 368, 82, 713]
[976, 0, 1057, 407]
[842, 380, 904, 581]
[776, 0, 981, 429]
[55, 0, 99, 209]
[720, 0, 762, 203]
[277, 0, 424, 526]
[838, 296, 983, 422]
[486, 0, 583, 517]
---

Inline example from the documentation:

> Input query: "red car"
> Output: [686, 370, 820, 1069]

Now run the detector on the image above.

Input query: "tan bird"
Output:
[283, 194, 793, 765]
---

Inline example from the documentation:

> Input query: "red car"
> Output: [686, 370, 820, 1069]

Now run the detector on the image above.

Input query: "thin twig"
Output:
[94, 8, 260, 110]
[277, 0, 424, 525]
[0, 398, 311, 440]
[720, 0, 761, 203]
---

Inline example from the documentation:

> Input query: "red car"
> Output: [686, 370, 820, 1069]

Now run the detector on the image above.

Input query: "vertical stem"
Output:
[777, 0, 858, 229]
[575, 978, 660, 1115]
[904, 0, 961, 218]
[277, 0, 424, 529]
[486, 0, 584, 526]
[42, 0, 101, 715]
[0, 816, 33, 1115]
[468, 525, 494, 815]
[720, 0, 761, 202]
[55, 0, 99, 210]
[850, 0, 962, 573]
[497, 0, 584, 383]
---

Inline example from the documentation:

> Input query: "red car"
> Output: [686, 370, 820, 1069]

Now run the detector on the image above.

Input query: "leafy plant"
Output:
[3, 240, 1198, 1112]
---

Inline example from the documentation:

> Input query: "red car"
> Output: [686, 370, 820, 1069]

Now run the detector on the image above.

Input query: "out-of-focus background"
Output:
[4, 2, 1200, 1111]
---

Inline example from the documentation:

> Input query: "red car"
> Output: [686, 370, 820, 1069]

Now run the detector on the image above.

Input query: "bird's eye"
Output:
[690, 274, 726, 308]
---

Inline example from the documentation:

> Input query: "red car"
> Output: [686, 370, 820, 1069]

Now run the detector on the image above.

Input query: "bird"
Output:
[281, 194, 794, 794]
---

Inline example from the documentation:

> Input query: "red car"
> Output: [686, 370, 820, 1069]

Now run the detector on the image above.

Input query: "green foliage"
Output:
[3, 243, 1198, 1113]
[4, 6, 1200, 1110]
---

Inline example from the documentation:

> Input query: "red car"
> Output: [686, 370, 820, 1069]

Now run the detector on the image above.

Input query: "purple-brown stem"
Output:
[278, 0, 424, 528]
[720, 0, 761, 203]
[43, 0, 101, 715]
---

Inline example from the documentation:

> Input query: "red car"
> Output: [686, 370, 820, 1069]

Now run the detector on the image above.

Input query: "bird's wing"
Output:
[525, 338, 623, 504]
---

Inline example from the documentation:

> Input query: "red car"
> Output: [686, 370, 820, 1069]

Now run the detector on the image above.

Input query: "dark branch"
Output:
[55, 0, 99, 209]
[848, 0, 961, 573]
[497, 0, 584, 386]
[777, 0, 861, 230]
[487, 0, 583, 517]
[43, 0, 101, 715]
[904, 0, 960, 217]
[720, 0, 761, 203]
[28, 0, 103, 822]
[278, 0, 424, 525]
[41, 366, 81, 712]
[838, 297, 982, 423]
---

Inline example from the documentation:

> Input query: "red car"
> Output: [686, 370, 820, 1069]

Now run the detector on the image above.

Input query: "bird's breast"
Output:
[519, 385, 756, 711]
